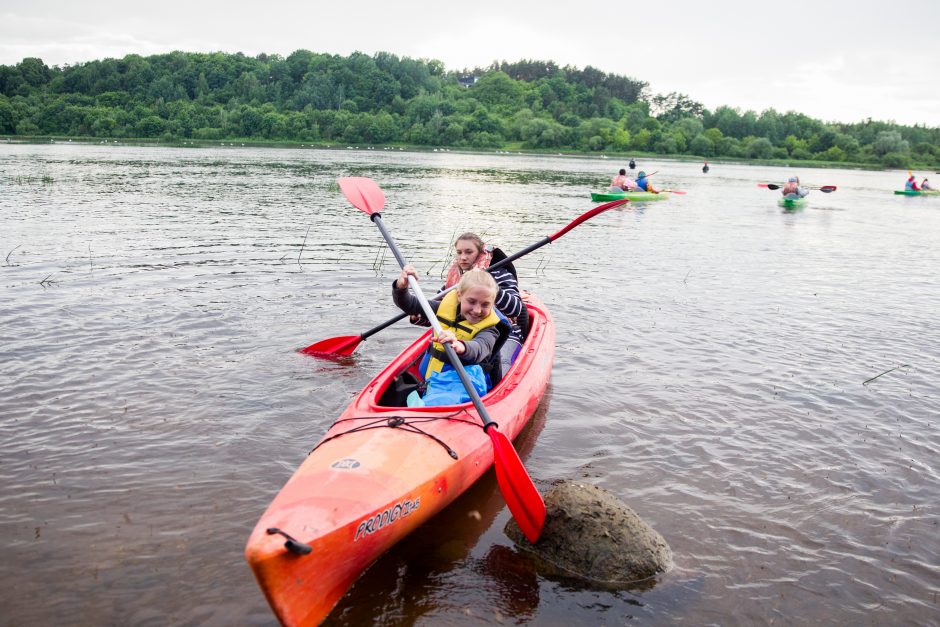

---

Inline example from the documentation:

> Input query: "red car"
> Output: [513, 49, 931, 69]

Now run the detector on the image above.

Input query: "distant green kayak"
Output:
[778, 197, 807, 210]
[591, 191, 669, 202]
[894, 189, 940, 196]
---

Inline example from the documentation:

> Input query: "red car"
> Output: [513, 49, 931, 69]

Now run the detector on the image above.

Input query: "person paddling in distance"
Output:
[609, 168, 636, 193]
[702, 161, 710, 173]
[921, 178, 933, 191]
[393, 266, 512, 405]
[905, 175, 921, 191]
[629, 158, 636, 170]
[635, 171, 658, 193]
[781, 176, 809, 198]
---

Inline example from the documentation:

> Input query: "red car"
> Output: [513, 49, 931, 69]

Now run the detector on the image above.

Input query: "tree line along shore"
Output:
[1, 51, 937, 169]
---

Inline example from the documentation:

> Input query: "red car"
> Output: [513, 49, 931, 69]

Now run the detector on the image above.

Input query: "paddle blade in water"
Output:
[820, 185, 837, 193]
[299, 335, 362, 357]
[338, 177, 385, 215]
[488, 427, 546, 543]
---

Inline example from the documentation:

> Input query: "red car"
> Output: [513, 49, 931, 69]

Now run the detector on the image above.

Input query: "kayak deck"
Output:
[591, 191, 669, 202]
[246, 293, 555, 626]
[778, 196, 807, 210]
[894, 189, 940, 196]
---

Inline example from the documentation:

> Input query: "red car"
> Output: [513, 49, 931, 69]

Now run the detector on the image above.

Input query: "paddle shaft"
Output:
[353, 199, 626, 343]
[372, 213, 500, 430]
[764, 183, 836, 192]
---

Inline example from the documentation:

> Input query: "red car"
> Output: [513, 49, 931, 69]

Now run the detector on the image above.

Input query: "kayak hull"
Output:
[246, 293, 555, 626]
[591, 191, 669, 202]
[894, 189, 940, 196]
[778, 197, 807, 210]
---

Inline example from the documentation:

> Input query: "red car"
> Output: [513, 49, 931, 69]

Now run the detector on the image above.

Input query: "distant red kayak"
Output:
[245, 292, 555, 625]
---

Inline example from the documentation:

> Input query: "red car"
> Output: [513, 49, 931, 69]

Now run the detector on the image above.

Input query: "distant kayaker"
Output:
[635, 171, 658, 193]
[702, 161, 710, 173]
[905, 176, 921, 191]
[781, 176, 808, 198]
[629, 158, 636, 170]
[922, 178, 933, 191]
[393, 266, 511, 405]
[609, 168, 637, 192]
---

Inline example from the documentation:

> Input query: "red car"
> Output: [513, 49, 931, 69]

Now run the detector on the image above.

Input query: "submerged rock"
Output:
[505, 480, 672, 588]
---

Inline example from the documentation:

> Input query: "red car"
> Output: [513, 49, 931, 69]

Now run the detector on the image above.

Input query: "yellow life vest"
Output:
[424, 290, 502, 379]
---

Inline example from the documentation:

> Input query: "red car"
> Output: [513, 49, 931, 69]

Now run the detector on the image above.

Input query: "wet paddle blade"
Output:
[819, 185, 837, 193]
[338, 177, 385, 215]
[488, 427, 546, 543]
[299, 335, 361, 357]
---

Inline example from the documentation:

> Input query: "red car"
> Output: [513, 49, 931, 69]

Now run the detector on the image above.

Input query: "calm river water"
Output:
[2, 143, 938, 626]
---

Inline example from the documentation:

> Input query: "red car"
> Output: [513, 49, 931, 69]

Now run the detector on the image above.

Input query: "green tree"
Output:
[817, 146, 846, 162]
[470, 72, 523, 110]
[872, 130, 909, 156]
[0, 96, 16, 133]
[17, 58, 52, 88]
[136, 115, 166, 137]
[689, 134, 715, 157]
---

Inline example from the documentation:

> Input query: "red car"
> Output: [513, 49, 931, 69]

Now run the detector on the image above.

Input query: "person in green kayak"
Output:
[635, 171, 658, 193]
[905, 175, 921, 191]
[781, 176, 808, 198]
[922, 178, 933, 191]
[609, 168, 636, 193]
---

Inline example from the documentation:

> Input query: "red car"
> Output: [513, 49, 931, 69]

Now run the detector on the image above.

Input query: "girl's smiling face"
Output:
[458, 285, 494, 324]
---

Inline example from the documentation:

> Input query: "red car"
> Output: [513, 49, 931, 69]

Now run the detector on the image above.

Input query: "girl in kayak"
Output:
[393, 266, 511, 405]
[609, 168, 636, 192]
[922, 178, 933, 191]
[905, 175, 921, 191]
[635, 171, 658, 193]
[433, 232, 525, 370]
[781, 176, 808, 198]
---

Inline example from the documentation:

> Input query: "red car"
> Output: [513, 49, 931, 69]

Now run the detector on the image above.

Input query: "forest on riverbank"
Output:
[1, 51, 938, 168]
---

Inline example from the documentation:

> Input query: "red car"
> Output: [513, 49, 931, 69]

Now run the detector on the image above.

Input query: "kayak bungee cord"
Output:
[310, 408, 483, 460]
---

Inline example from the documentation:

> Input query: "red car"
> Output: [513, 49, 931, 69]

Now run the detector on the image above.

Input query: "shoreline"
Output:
[0, 134, 897, 171]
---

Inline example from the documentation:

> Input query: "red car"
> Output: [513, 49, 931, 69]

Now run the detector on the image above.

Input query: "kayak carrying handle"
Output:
[266, 527, 313, 555]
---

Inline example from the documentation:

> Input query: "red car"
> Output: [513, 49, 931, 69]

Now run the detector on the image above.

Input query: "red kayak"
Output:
[245, 292, 555, 625]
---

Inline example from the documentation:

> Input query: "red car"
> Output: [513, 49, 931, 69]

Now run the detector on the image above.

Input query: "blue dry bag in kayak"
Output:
[407, 365, 488, 407]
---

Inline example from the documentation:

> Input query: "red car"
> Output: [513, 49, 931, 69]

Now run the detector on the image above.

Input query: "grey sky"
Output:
[2, 0, 938, 127]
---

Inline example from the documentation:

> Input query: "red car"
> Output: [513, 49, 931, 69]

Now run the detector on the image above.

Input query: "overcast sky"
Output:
[2, 0, 938, 127]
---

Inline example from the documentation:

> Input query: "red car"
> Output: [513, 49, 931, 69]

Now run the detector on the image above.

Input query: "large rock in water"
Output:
[505, 480, 672, 588]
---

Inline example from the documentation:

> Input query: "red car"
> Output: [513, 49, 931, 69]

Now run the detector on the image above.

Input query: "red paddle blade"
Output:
[820, 185, 837, 193]
[488, 427, 546, 543]
[299, 335, 362, 357]
[757, 183, 771, 188]
[664, 189, 687, 195]
[338, 177, 385, 215]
